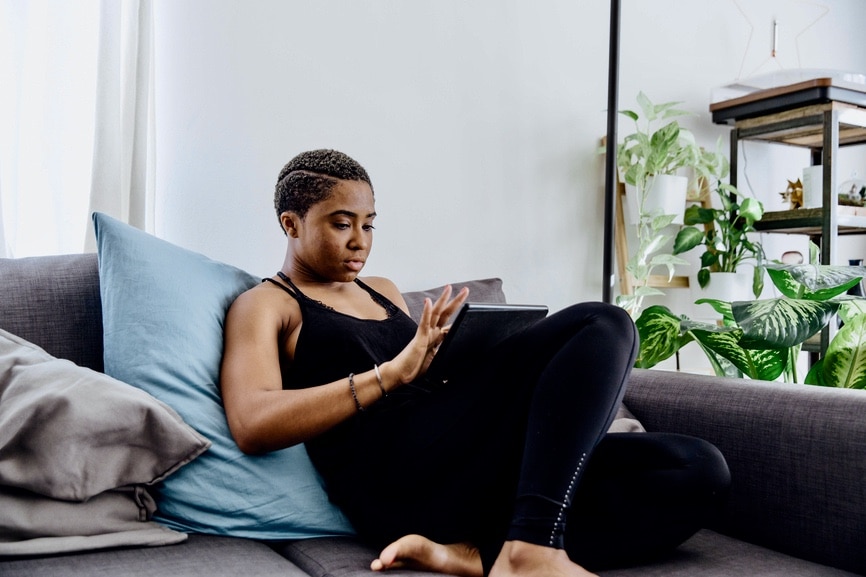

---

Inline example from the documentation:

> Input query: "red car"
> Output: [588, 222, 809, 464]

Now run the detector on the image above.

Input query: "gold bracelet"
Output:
[348, 373, 365, 412]
[374, 364, 387, 398]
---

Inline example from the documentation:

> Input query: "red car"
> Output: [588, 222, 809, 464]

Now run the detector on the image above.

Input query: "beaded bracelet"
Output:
[373, 364, 387, 399]
[348, 373, 365, 412]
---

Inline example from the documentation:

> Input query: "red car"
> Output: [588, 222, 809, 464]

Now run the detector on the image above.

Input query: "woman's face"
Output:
[285, 179, 376, 283]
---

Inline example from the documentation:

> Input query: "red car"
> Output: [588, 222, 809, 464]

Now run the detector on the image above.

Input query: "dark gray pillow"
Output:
[401, 278, 506, 322]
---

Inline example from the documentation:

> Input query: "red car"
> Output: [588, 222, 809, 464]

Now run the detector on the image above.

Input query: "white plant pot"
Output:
[693, 272, 754, 318]
[625, 174, 688, 225]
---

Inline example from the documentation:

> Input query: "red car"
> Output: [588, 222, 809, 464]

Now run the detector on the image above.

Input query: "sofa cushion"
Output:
[93, 212, 354, 540]
[0, 328, 208, 554]
[0, 254, 104, 372]
[270, 530, 861, 577]
[0, 534, 309, 577]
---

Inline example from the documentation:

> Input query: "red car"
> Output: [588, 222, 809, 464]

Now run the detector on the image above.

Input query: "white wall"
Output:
[153, 0, 866, 313]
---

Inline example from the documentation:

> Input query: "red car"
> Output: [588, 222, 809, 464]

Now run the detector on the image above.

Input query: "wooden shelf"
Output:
[754, 206, 866, 235]
[732, 103, 866, 148]
[711, 77, 866, 131]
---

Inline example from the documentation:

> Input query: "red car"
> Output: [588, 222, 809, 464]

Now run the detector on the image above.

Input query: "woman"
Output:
[220, 149, 730, 577]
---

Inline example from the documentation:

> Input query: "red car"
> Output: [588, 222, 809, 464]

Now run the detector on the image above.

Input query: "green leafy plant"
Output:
[617, 92, 700, 195]
[615, 92, 706, 318]
[617, 211, 686, 319]
[634, 246, 866, 389]
[672, 180, 766, 298]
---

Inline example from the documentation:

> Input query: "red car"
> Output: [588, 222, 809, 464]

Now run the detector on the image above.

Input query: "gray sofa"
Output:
[1, 252, 864, 577]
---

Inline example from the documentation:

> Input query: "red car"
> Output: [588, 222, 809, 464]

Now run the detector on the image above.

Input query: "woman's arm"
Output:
[220, 283, 468, 455]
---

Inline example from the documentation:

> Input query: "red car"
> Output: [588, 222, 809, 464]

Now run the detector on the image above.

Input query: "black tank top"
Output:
[263, 273, 418, 478]
[264, 272, 417, 390]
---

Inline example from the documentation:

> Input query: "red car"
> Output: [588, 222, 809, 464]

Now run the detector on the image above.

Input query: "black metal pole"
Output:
[602, 0, 620, 303]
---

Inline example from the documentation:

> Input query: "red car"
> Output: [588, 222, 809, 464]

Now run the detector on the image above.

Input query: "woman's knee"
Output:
[589, 432, 728, 482]
[555, 301, 637, 338]
[556, 301, 639, 362]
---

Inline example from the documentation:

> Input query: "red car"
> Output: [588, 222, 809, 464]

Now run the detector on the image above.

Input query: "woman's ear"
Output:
[280, 212, 299, 238]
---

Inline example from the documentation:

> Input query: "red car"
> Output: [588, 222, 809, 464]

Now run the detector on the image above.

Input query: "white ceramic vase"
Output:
[625, 174, 688, 225]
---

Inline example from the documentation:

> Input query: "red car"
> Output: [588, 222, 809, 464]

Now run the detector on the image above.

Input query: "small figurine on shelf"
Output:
[838, 172, 866, 207]
[779, 178, 803, 210]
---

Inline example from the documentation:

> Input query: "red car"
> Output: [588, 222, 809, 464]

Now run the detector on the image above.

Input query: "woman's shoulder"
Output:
[228, 278, 301, 324]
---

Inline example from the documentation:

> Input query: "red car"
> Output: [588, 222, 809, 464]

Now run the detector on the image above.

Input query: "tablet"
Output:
[424, 302, 548, 384]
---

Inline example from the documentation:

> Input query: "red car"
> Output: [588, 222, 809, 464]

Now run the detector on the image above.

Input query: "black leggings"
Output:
[313, 302, 730, 572]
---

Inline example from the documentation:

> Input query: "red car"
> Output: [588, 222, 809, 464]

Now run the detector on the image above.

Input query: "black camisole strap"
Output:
[262, 275, 299, 299]
[264, 272, 400, 318]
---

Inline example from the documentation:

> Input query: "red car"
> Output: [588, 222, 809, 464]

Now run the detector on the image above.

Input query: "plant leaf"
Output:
[684, 321, 786, 380]
[692, 337, 742, 378]
[739, 197, 764, 221]
[650, 212, 677, 230]
[733, 299, 838, 349]
[766, 268, 799, 298]
[634, 305, 682, 368]
[619, 109, 639, 122]
[777, 264, 866, 292]
[633, 285, 666, 298]
[752, 265, 765, 298]
[805, 358, 827, 386]
[673, 227, 703, 254]
[699, 252, 717, 268]
[839, 298, 866, 324]
[821, 314, 866, 388]
[694, 297, 733, 320]
[682, 204, 714, 226]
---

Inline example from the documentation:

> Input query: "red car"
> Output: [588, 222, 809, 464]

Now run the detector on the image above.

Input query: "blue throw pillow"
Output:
[93, 212, 354, 539]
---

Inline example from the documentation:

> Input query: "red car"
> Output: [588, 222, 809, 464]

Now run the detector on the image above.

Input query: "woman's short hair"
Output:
[274, 149, 373, 229]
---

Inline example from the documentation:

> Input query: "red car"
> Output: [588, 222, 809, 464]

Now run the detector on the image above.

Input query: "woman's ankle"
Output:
[490, 541, 596, 577]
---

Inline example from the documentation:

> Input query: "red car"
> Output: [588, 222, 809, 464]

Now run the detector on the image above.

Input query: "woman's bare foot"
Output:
[370, 534, 482, 577]
[489, 541, 597, 577]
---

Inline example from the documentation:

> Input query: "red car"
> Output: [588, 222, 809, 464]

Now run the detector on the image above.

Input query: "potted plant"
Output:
[672, 179, 766, 301]
[634, 243, 866, 389]
[615, 92, 711, 318]
[617, 92, 701, 225]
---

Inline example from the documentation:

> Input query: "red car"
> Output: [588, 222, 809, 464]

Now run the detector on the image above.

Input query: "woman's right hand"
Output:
[382, 285, 469, 388]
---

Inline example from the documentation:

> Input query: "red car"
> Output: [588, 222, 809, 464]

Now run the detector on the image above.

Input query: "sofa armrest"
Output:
[623, 368, 866, 575]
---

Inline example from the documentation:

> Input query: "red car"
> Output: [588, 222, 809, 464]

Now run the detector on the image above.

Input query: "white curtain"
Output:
[0, 0, 154, 258]
[85, 0, 156, 252]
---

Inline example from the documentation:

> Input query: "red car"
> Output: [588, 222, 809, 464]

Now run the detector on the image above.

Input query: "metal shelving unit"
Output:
[712, 79, 866, 356]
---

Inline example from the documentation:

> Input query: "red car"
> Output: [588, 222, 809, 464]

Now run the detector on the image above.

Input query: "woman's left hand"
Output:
[383, 285, 469, 387]
[418, 285, 470, 374]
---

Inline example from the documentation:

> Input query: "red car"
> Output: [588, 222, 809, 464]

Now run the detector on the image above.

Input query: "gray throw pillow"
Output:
[0, 485, 188, 555]
[0, 328, 210, 502]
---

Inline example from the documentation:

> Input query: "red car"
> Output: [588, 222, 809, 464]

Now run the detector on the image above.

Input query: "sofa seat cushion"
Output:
[270, 530, 862, 577]
[0, 535, 308, 577]
[598, 530, 863, 577]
